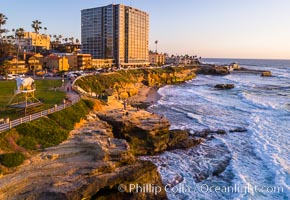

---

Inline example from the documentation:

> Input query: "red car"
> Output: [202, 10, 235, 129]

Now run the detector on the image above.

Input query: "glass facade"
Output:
[81, 4, 149, 67]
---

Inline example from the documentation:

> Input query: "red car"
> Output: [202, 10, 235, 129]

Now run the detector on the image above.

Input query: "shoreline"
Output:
[127, 85, 162, 105]
[0, 64, 272, 199]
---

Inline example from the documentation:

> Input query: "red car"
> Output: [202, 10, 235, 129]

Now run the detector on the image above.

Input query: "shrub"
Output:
[16, 118, 69, 149]
[48, 100, 90, 130]
[0, 152, 25, 167]
[16, 136, 38, 150]
[83, 99, 95, 110]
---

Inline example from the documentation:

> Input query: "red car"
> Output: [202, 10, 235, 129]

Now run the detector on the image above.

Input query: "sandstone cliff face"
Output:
[98, 107, 201, 156]
[146, 69, 196, 87]
[98, 109, 171, 156]
[0, 113, 167, 200]
[75, 67, 197, 97]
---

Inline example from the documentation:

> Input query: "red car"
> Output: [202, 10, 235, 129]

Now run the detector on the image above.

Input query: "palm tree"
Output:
[64, 38, 68, 43]
[58, 35, 62, 44]
[75, 38, 80, 44]
[1, 29, 9, 42]
[44, 27, 47, 34]
[31, 20, 42, 34]
[69, 37, 74, 44]
[155, 40, 158, 53]
[10, 28, 15, 38]
[0, 60, 12, 80]
[5, 35, 14, 44]
[15, 28, 25, 68]
[0, 13, 8, 39]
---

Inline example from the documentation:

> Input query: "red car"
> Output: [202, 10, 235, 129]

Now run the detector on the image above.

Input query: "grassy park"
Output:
[0, 79, 66, 119]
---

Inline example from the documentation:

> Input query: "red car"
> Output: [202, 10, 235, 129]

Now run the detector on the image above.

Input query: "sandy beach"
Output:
[127, 85, 161, 105]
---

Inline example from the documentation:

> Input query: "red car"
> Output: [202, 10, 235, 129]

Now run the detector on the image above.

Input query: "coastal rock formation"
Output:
[167, 129, 202, 150]
[215, 84, 235, 89]
[193, 129, 227, 138]
[229, 127, 247, 133]
[261, 71, 272, 77]
[98, 106, 200, 156]
[0, 114, 167, 200]
[234, 67, 273, 76]
[74, 67, 197, 98]
[97, 109, 171, 155]
[146, 69, 196, 87]
[197, 65, 230, 75]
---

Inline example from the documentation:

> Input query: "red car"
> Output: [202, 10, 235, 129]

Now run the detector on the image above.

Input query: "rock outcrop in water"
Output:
[167, 129, 202, 150]
[197, 65, 230, 75]
[261, 71, 272, 77]
[215, 84, 235, 89]
[193, 129, 227, 138]
[98, 108, 199, 156]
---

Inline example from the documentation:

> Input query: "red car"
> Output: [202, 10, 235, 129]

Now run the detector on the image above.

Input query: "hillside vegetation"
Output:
[0, 99, 93, 171]
[75, 67, 197, 95]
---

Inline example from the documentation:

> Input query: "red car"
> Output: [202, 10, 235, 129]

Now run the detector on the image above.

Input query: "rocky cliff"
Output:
[74, 67, 197, 98]
[97, 104, 201, 156]
[0, 113, 167, 200]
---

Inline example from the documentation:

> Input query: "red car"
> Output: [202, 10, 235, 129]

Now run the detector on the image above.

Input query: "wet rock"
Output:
[229, 127, 247, 133]
[215, 84, 235, 89]
[261, 71, 272, 77]
[191, 142, 232, 183]
[193, 129, 227, 137]
[212, 154, 232, 176]
[193, 130, 210, 138]
[167, 130, 202, 150]
[216, 129, 226, 135]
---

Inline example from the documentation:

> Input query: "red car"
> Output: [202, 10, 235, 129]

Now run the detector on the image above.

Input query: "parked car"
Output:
[17, 74, 25, 78]
[43, 73, 54, 77]
[3, 74, 17, 80]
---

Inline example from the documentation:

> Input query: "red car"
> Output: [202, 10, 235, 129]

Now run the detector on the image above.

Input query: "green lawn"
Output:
[34, 79, 66, 109]
[0, 79, 66, 119]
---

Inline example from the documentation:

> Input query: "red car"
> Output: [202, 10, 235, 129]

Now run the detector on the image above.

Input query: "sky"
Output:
[1, 0, 290, 59]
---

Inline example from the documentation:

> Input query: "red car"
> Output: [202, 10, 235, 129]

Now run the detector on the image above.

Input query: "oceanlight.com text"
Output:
[118, 183, 284, 195]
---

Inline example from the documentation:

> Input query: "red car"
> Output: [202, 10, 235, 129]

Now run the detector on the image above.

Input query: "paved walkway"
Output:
[64, 80, 80, 102]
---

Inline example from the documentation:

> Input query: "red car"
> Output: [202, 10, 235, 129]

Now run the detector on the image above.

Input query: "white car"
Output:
[3, 74, 25, 80]
[4, 74, 16, 80]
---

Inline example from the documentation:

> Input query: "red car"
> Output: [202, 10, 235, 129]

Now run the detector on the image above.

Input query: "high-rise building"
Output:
[81, 4, 149, 68]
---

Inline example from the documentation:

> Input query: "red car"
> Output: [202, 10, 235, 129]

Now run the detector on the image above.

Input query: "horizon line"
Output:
[203, 57, 290, 61]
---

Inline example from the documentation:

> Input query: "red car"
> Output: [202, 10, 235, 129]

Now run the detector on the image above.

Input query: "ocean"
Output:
[143, 59, 290, 200]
